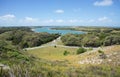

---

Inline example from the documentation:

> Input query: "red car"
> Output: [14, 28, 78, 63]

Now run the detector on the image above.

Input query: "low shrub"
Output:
[76, 47, 87, 54]
[63, 50, 70, 56]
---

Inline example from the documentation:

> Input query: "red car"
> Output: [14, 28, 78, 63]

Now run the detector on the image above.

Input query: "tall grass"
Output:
[1, 63, 120, 77]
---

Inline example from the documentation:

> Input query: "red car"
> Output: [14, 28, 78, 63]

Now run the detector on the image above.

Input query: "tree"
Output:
[61, 34, 81, 46]
[104, 35, 120, 46]
[82, 35, 101, 47]
[0, 40, 7, 48]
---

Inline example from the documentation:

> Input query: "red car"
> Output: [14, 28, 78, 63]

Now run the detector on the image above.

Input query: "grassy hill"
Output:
[0, 27, 120, 77]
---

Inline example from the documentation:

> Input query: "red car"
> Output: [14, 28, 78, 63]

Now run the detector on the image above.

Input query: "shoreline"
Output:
[31, 27, 86, 34]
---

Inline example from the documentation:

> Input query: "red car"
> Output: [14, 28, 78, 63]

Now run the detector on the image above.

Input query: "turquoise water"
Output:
[33, 27, 85, 35]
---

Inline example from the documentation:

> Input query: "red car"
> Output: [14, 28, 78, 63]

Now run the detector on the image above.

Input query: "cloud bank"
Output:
[94, 0, 113, 6]
[0, 14, 113, 26]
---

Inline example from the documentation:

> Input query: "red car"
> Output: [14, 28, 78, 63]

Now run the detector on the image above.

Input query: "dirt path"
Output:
[26, 36, 102, 50]
[26, 36, 80, 50]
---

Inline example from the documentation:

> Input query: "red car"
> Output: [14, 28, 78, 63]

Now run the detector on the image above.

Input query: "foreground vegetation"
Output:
[0, 26, 120, 77]
[0, 27, 60, 64]
[1, 63, 120, 77]
[1, 44, 120, 77]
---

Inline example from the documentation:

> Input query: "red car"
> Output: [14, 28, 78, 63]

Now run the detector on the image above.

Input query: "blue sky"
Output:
[0, 0, 120, 27]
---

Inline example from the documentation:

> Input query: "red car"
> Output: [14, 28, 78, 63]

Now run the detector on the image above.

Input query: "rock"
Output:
[0, 63, 10, 70]
[108, 59, 112, 62]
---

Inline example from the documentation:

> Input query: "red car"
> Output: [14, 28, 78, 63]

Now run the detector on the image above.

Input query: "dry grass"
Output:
[27, 45, 120, 67]
[27, 46, 78, 61]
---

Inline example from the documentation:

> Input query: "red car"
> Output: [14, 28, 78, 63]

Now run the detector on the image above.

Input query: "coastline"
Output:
[31, 27, 86, 34]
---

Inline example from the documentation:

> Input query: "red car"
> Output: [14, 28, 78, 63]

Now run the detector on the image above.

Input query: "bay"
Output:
[32, 27, 85, 35]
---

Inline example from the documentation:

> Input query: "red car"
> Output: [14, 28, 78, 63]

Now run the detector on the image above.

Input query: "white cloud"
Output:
[56, 19, 64, 23]
[67, 19, 86, 23]
[22, 17, 38, 23]
[44, 19, 54, 23]
[68, 19, 79, 23]
[55, 9, 64, 14]
[94, 0, 113, 6]
[0, 14, 15, 21]
[0, 14, 113, 26]
[0, 14, 16, 26]
[98, 16, 111, 22]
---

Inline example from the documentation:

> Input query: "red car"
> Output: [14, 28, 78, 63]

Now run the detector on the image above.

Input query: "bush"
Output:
[0, 40, 7, 48]
[63, 50, 69, 56]
[98, 50, 104, 54]
[61, 34, 82, 46]
[76, 47, 87, 54]
[104, 35, 120, 46]
[54, 45, 57, 48]
[82, 35, 101, 47]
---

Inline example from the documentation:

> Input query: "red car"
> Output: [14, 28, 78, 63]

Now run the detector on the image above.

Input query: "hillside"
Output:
[0, 27, 120, 77]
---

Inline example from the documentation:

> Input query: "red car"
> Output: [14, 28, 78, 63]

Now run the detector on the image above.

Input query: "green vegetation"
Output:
[0, 27, 60, 64]
[0, 27, 32, 34]
[98, 50, 104, 54]
[52, 26, 120, 33]
[61, 34, 82, 46]
[53, 26, 120, 47]
[1, 64, 120, 77]
[28, 46, 78, 60]
[63, 50, 70, 56]
[0, 27, 120, 77]
[0, 39, 34, 65]
[61, 32, 120, 47]
[0, 28, 60, 49]
[104, 35, 120, 46]
[25, 45, 120, 77]
[76, 47, 87, 54]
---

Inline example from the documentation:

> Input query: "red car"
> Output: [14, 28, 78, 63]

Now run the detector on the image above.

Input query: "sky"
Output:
[0, 0, 120, 27]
